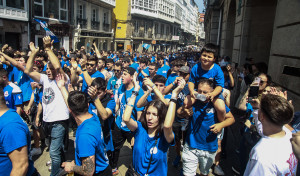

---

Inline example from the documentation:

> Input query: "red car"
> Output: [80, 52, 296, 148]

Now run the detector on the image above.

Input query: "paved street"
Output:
[32, 110, 244, 176]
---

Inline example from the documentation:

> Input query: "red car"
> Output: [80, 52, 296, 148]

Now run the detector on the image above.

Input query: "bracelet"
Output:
[151, 84, 156, 88]
[132, 91, 139, 96]
[127, 104, 134, 107]
[170, 98, 177, 103]
[172, 82, 175, 86]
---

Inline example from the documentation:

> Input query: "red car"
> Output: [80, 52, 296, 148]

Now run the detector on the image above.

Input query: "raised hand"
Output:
[133, 72, 139, 89]
[87, 86, 98, 100]
[55, 73, 66, 89]
[43, 36, 53, 49]
[172, 79, 185, 95]
[29, 42, 39, 53]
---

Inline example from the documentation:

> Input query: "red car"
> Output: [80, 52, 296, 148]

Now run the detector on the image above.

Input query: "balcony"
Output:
[91, 21, 100, 30]
[145, 33, 152, 39]
[166, 35, 172, 40]
[155, 33, 161, 39]
[0, 6, 28, 21]
[132, 31, 144, 38]
[103, 23, 110, 32]
[86, 0, 115, 8]
[77, 18, 87, 29]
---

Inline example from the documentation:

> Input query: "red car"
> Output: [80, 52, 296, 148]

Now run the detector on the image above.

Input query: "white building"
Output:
[0, 0, 29, 50]
[73, 0, 115, 52]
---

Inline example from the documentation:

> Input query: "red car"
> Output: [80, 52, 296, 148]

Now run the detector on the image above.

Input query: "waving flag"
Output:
[142, 43, 151, 50]
[34, 18, 60, 43]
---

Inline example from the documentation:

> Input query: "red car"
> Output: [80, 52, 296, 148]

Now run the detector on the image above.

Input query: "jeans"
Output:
[50, 123, 65, 176]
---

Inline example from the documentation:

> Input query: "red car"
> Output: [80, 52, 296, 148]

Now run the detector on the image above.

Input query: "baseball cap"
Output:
[123, 67, 136, 76]
[179, 66, 190, 73]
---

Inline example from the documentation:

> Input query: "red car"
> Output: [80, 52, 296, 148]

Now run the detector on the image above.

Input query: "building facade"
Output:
[0, 0, 29, 50]
[113, 0, 198, 52]
[204, 0, 300, 111]
[196, 13, 205, 46]
[73, 0, 115, 52]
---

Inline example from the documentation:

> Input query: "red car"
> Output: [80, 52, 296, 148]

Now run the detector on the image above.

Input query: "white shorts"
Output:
[182, 143, 216, 176]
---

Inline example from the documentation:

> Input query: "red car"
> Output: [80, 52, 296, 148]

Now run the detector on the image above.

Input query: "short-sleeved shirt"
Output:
[107, 76, 122, 95]
[157, 65, 170, 78]
[3, 83, 23, 109]
[130, 63, 139, 71]
[165, 73, 178, 86]
[75, 114, 109, 173]
[39, 74, 69, 122]
[16, 70, 33, 102]
[133, 121, 174, 176]
[189, 63, 224, 89]
[186, 101, 218, 152]
[175, 84, 190, 122]
[115, 85, 144, 132]
[0, 109, 35, 176]
[80, 71, 104, 94]
[61, 60, 70, 68]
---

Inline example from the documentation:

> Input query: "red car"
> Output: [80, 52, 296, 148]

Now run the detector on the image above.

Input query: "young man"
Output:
[179, 79, 226, 176]
[0, 68, 23, 114]
[156, 55, 170, 78]
[148, 62, 158, 80]
[0, 87, 36, 176]
[58, 90, 112, 176]
[137, 57, 149, 88]
[122, 57, 131, 69]
[107, 62, 122, 97]
[98, 57, 109, 80]
[70, 55, 104, 94]
[24, 37, 70, 176]
[106, 59, 114, 78]
[112, 67, 144, 174]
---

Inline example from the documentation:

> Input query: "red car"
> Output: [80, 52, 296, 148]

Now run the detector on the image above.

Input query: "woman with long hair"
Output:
[123, 73, 185, 175]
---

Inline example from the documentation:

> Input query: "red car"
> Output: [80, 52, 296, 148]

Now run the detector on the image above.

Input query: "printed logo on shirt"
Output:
[4, 91, 8, 97]
[150, 146, 158, 154]
[286, 153, 297, 175]
[162, 71, 167, 73]
[18, 95, 21, 100]
[6, 101, 8, 105]
[43, 87, 55, 104]
[206, 108, 215, 114]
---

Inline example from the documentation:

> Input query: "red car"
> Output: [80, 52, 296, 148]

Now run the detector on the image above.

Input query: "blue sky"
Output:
[195, 0, 205, 12]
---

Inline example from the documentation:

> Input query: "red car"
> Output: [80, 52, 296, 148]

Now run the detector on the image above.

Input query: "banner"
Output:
[34, 18, 60, 43]
[142, 43, 151, 50]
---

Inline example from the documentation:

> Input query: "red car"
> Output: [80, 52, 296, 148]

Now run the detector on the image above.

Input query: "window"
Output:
[144, 22, 148, 33]
[134, 21, 139, 32]
[92, 9, 98, 21]
[103, 12, 109, 24]
[161, 24, 164, 35]
[77, 4, 86, 19]
[155, 23, 158, 34]
[6, 0, 25, 9]
[0, 0, 3, 6]
[34, 0, 68, 21]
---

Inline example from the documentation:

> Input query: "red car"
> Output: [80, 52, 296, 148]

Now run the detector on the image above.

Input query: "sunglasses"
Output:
[86, 63, 95, 67]
[114, 70, 122, 72]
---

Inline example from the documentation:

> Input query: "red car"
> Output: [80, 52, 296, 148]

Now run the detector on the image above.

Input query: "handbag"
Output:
[125, 139, 158, 176]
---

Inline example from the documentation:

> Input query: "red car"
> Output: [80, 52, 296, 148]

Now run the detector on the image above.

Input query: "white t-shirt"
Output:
[39, 74, 70, 122]
[252, 109, 263, 136]
[244, 127, 298, 176]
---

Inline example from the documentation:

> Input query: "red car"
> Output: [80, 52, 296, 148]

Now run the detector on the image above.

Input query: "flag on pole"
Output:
[34, 18, 60, 43]
[142, 43, 151, 50]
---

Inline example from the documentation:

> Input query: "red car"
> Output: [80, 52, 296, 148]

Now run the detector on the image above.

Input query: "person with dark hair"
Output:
[156, 55, 170, 78]
[107, 62, 122, 98]
[163, 59, 185, 94]
[129, 56, 139, 71]
[55, 79, 112, 175]
[106, 58, 114, 78]
[70, 55, 104, 94]
[179, 78, 226, 176]
[148, 63, 158, 79]
[98, 57, 109, 80]
[122, 57, 131, 69]
[136, 75, 170, 108]
[0, 68, 23, 114]
[0, 86, 37, 176]
[123, 73, 184, 175]
[244, 94, 297, 175]
[23, 37, 70, 176]
[137, 57, 149, 88]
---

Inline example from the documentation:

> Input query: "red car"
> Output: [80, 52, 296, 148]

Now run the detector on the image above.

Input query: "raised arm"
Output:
[227, 65, 234, 88]
[93, 42, 102, 59]
[136, 88, 151, 108]
[0, 51, 25, 72]
[43, 36, 64, 75]
[144, 78, 169, 105]
[88, 86, 113, 120]
[164, 79, 185, 143]
[24, 42, 41, 82]
[56, 73, 69, 106]
[123, 73, 139, 132]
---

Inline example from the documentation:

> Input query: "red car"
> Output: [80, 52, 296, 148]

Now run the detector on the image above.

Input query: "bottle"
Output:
[194, 93, 207, 102]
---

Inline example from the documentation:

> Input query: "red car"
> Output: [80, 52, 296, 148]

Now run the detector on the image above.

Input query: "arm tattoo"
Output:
[73, 156, 95, 176]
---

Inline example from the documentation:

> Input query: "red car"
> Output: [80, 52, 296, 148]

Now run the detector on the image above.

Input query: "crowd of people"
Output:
[0, 36, 299, 176]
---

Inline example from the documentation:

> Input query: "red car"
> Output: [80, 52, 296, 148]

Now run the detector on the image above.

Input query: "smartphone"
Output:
[248, 77, 261, 102]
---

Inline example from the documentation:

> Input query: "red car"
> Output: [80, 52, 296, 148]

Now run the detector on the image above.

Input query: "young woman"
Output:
[123, 73, 185, 175]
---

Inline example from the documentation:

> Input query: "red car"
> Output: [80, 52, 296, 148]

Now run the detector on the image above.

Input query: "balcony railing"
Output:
[77, 18, 87, 29]
[103, 23, 110, 32]
[91, 21, 100, 30]
[155, 33, 161, 39]
[145, 33, 152, 39]
[166, 35, 172, 40]
[132, 32, 144, 38]
[0, 6, 28, 21]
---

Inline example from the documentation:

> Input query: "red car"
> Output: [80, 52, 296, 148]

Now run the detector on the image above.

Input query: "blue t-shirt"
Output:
[133, 122, 174, 176]
[138, 67, 149, 87]
[2, 64, 14, 82]
[165, 73, 178, 86]
[0, 109, 35, 176]
[3, 83, 23, 109]
[107, 76, 122, 95]
[75, 113, 109, 173]
[189, 63, 224, 88]
[151, 56, 156, 63]
[33, 87, 43, 104]
[157, 65, 170, 78]
[186, 101, 218, 152]
[16, 70, 33, 102]
[130, 63, 139, 71]
[88, 97, 116, 152]
[61, 60, 70, 68]
[224, 76, 232, 89]
[43, 64, 47, 72]
[115, 85, 144, 131]
[80, 71, 105, 93]
[175, 85, 190, 122]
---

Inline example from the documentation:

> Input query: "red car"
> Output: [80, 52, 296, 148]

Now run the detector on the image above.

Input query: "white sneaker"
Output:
[46, 159, 52, 166]
[214, 165, 225, 175]
[48, 165, 51, 172]
[30, 148, 42, 156]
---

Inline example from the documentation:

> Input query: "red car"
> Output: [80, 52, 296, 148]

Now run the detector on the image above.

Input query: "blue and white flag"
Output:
[34, 18, 60, 43]
[142, 43, 151, 50]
